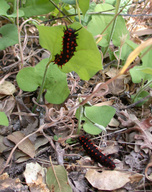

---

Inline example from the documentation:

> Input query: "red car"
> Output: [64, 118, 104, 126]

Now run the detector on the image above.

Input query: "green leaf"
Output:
[73, 2, 96, 26]
[129, 66, 145, 83]
[105, 0, 116, 5]
[83, 117, 106, 135]
[46, 165, 72, 192]
[85, 106, 116, 126]
[7, 10, 24, 18]
[79, 0, 90, 16]
[37, 22, 102, 80]
[16, 67, 38, 91]
[0, 24, 18, 50]
[132, 91, 149, 106]
[118, 39, 137, 61]
[130, 48, 152, 83]
[136, 67, 152, 75]
[16, 58, 70, 104]
[0, 0, 24, 17]
[105, 0, 133, 13]
[0, 112, 9, 126]
[87, 3, 129, 47]
[20, 0, 59, 17]
[0, 0, 10, 16]
[83, 105, 116, 135]
[37, 25, 64, 56]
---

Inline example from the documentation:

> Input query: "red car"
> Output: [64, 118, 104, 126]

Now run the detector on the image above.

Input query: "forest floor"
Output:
[0, 0, 152, 192]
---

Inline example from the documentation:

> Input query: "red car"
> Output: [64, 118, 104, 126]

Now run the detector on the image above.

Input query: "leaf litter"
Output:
[0, 1, 152, 192]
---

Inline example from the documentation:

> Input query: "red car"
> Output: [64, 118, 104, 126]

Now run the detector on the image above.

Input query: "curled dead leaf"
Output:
[85, 169, 132, 191]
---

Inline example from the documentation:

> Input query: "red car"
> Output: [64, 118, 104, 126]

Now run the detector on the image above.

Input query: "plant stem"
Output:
[103, 0, 121, 56]
[96, 0, 131, 45]
[16, 0, 24, 69]
[76, 0, 81, 24]
[77, 97, 83, 134]
[49, 0, 73, 23]
[32, 59, 52, 112]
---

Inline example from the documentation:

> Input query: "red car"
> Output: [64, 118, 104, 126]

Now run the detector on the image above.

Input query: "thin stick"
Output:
[16, 0, 24, 69]
[49, 156, 62, 192]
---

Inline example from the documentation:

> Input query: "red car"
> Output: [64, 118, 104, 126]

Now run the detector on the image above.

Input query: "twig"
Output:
[0, 122, 55, 174]
[49, 156, 62, 192]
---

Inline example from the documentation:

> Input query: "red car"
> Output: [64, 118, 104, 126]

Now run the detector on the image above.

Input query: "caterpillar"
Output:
[78, 136, 115, 170]
[54, 26, 82, 68]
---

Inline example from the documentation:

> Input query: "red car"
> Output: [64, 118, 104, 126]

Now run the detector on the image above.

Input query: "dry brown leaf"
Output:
[15, 151, 30, 163]
[100, 141, 118, 155]
[7, 131, 35, 158]
[24, 162, 49, 192]
[0, 172, 26, 191]
[109, 117, 120, 127]
[35, 137, 49, 151]
[129, 173, 143, 183]
[106, 68, 130, 95]
[132, 29, 152, 37]
[0, 172, 9, 180]
[105, 68, 118, 78]
[77, 156, 93, 166]
[85, 169, 131, 191]
[0, 157, 4, 172]
[94, 100, 114, 107]
[16, 156, 30, 164]
[0, 96, 16, 116]
[0, 81, 16, 96]
[24, 162, 46, 184]
[108, 77, 126, 95]
[0, 135, 7, 153]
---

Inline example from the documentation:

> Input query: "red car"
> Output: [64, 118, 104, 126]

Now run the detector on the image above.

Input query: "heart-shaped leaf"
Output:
[16, 58, 70, 104]
[37, 22, 102, 80]
[83, 105, 116, 135]
[0, 24, 18, 50]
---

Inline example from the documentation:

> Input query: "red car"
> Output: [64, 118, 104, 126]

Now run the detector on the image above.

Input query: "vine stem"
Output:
[77, 97, 83, 134]
[76, 0, 81, 24]
[103, 0, 121, 56]
[32, 59, 52, 112]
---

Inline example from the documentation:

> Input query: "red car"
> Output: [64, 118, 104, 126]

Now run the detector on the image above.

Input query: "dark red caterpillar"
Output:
[54, 26, 82, 68]
[79, 136, 115, 170]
